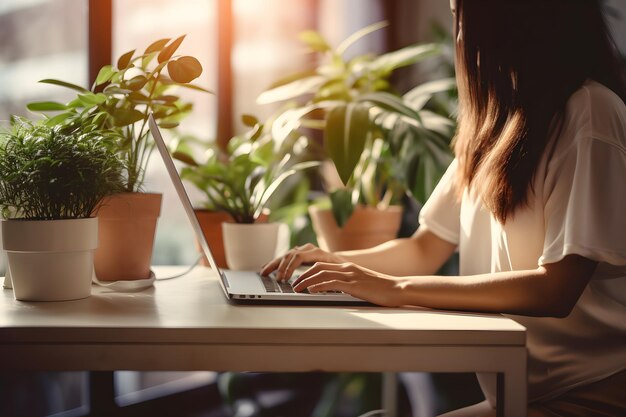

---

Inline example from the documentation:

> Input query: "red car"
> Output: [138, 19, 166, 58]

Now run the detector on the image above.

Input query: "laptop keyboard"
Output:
[257, 273, 341, 295]
[258, 273, 300, 293]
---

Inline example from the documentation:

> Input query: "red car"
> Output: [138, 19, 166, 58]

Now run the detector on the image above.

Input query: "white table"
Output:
[0, 266, 527, 416]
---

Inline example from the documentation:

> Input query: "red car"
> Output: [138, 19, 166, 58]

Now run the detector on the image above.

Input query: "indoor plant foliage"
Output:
[27, 36, 210, 281]
[0, 117, 124, 301]
[0, 118, 124, 220]
[258, 22, 456, 249]
[27, 35, 209, 192]
[174, 115, 318, 224]
[173, 114, 318, 270]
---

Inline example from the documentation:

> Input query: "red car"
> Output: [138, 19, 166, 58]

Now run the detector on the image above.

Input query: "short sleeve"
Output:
[418, 159, 461, 245]
[540, 136, 626, 266]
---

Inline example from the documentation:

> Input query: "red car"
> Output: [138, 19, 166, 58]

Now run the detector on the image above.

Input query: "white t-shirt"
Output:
[419, 80, 626, 403]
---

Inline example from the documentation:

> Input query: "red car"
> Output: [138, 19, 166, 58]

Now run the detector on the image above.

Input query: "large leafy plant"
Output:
[27, 35, 210, 192]
[172, 115, 318, 224]
[258, 22, 456, 226]
[0, 117, 124, 220]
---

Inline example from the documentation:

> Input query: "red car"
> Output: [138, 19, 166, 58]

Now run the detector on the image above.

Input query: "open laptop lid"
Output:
[148, 113, 231, 296]
[149, 114, 367, 305]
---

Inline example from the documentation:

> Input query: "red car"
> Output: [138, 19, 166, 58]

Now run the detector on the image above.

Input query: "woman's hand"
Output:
[261, 243, 346, 280]
[293, 262, 406, 307]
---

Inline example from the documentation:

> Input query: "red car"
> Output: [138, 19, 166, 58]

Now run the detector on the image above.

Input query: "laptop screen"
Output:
[148, 113, 224, 275]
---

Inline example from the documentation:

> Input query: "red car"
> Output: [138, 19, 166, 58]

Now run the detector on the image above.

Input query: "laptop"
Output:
[148, 114, 364, 304]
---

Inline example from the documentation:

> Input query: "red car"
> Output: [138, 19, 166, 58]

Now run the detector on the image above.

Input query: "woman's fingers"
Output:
[261, 245, 344, 280]
[279, 248, 314, 280]
[288, 261, 404, 307]
[260, 256, 282, 276]
[292, 262, 346, 286]
[262, 246, 306, 277]
[293, 266, 354, 291]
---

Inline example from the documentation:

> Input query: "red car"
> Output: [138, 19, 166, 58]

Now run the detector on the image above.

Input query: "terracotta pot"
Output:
[309, 205, 403, 252]
[93, 193, 162, 281]
[194, 210, 232, 268]
[2, 218, 97, 301]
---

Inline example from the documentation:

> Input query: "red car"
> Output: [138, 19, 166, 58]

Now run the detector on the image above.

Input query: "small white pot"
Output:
[222, 222, 289, 271]
[0, 224, 11, 289]
[1, 218, 98, 301]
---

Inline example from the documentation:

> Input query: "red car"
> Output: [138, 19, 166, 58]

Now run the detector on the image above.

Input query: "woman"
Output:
[263, 0, 626, 415]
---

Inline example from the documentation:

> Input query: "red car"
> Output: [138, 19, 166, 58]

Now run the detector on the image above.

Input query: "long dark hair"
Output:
[453, 0, 626, 222]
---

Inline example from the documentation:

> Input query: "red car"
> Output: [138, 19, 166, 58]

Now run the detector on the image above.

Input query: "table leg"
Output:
[88, 371, 118, 417]
[500, 348, 527, 417]
[382, 372, 398, 417]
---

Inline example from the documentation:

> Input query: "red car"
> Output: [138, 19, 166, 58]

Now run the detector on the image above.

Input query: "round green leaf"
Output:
[167, 56, 202, 83]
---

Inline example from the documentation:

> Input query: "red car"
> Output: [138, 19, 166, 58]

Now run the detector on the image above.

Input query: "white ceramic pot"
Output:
[222, 222, 289, 271]
[0, 224, 11, 289]
[1, 218, 98, 301]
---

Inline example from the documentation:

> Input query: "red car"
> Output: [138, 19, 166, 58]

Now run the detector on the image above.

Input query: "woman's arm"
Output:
[337, 227, 457, 276]
[261, 227, 457, 279]
[294, 254, 597, 317]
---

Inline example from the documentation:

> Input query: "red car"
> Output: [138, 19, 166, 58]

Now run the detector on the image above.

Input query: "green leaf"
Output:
[38, 79, 90, 93]
[298, 30, 331, 52]
[271, 103, 327, 147]
[155, 95, 179, 103]
[241, 114, 259, 127]
[117, 49, 135, 70]
[370, 43, 440, 74]
[141, 52, 158, 69]
[256, 75, 326, 104]
[125, 75, 148, 91]
[358, 92, 422, 122]
[44, 112, 74, 126]
[253, 161, 319, 219]
[404, 77, 457, 110]
[127, 91, 150, 103]
[336, 21, 388, 57]
[171, 137, 200, 166]
[167, 56, 202, 83]
[329, 189, 355, 227]
[324, 103, 371, 185]
[145, 38, 171, 54]
[103, 85, 133, 95]
[66, 98, 84, 108]
[111, 108, 145, 127]
[95, 65, 116, 86]
[316, 79, 351, 101]
[77, 92, 106, 106]
[264, 69, 318, 90]
[26, 101, 68, 111]
[158, 121, 179, 129]
[158, 35, 186, 63]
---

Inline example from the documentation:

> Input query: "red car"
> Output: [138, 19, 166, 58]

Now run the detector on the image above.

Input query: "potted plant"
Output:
[173, 115, 318, 270]
[27, 36, 211, 281]
[0, 117, 124, 301]
[258, 22, 456, 251]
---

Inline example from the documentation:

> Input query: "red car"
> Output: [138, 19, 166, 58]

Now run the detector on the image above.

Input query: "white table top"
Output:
[0, 266, 525, 348]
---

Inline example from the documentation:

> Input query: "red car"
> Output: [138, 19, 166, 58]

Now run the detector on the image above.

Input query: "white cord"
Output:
[155, 256, 201, 281]
[357, 410, 387, 417]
